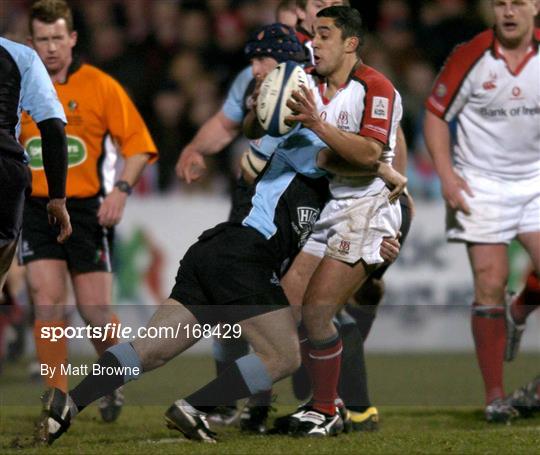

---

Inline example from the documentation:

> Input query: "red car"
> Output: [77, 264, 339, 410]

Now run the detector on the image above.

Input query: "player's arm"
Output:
[286, 85, 382, 167]
[21, 50, 71, 243]
[176, 111, 241, 183]
[423, 110, 473, 214]
[317, 150, 406, 203]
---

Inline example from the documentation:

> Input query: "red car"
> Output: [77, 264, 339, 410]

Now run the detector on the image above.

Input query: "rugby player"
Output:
[423, 0, 540, 423]
[37, 123, 405, 445]
[0, 35, 70, 292]
[19, 0, 157, 422]
[261, 6, 404, 436]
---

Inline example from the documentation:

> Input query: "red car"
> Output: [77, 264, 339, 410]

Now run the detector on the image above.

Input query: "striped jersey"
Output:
[308, 64, 403, 198]
[426, 29, 540, 180]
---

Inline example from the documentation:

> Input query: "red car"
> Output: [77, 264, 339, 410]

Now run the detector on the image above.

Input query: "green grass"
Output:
[1, 353, 539, 453]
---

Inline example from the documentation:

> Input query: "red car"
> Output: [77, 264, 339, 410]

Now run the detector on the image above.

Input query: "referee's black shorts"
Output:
[169, 224, 289, 326]
[19, 196, 113, 273]
[0, 155, 31, 247]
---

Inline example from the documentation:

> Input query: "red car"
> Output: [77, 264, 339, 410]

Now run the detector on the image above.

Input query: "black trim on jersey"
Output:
[57, 54, 82, 85]
[443, 49, 489, 119]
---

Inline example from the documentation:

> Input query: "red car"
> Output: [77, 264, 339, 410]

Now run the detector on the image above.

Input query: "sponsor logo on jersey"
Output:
[372, 97, 389, 120]
[337, 110, 349, 130]
[320, 111, 327, 120]
[435, 83, 447, 98]
[25, 135, 88, 170]
[482, 72, 497, 90]
[68, 99, 78, 111]
[511, 86, 524, 100]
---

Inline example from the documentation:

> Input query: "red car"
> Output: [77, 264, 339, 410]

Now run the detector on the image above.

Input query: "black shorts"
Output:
[19, 197, 114, 273]
[370, 193, 412, 280]
[169, 224, 289, 325]
[0, 155, 31, 247]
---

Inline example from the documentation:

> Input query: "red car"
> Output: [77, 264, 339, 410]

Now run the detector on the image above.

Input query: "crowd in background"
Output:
[2, 0, 499, 198]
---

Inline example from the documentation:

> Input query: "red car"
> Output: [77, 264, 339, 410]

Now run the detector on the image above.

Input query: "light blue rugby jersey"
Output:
[0, 37, 65, 158]
[242, 128, 328, 239]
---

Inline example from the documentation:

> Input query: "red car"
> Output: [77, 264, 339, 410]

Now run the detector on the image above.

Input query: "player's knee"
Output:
[474, 274, 506, 305]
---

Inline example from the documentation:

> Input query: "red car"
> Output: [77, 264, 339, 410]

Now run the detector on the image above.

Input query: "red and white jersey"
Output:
[308, 64, 402, 198]
[426, 29, 540, 181]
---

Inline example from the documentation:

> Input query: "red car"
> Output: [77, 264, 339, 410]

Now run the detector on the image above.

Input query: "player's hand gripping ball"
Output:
[256, 61, 308, 137]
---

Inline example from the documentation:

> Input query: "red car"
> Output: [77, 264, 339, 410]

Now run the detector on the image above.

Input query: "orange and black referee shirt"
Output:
[19, 60, 157, 198]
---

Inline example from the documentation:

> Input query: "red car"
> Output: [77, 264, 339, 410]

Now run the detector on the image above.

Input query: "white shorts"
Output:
[302, 188, 402, 265]
[446, 168, 540, 244]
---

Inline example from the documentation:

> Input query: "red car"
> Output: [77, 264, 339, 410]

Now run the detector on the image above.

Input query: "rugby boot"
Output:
[36, 388, 77, 445]
[291, 407, 344, 437]
[504, 292, 525, 362]
[505, 376, 540, 417]
[98, 386, 124, 423]
[485, 398, 519, 423]
[207, 405, 238, 426]
[349, 406, 379, 432]
[165, 399, 217, 443]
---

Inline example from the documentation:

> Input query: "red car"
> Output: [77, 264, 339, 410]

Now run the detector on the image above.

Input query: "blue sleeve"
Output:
[273, 128, 328, 178]
[222, 66, 253, 123]
[20, 50, 66, 124]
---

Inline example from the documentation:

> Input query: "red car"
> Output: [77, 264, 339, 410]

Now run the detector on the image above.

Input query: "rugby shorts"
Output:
[370, 192, 412, 280]
[169, 224, 289, 325]
[446, 168, 540, 244]
[19, 196, 113, 273]
[0, 155, 31, 247]
[302, 187, 402, 265]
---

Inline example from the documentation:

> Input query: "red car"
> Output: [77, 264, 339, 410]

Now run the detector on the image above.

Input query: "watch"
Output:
[114, 180, 132, 195]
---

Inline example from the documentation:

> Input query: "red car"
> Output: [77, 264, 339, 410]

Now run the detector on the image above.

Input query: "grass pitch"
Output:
[1, 353, 539, 454]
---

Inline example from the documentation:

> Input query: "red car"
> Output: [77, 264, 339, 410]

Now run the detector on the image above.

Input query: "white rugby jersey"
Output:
[426, 29, 540, 181]
[308, 64, 403, 198]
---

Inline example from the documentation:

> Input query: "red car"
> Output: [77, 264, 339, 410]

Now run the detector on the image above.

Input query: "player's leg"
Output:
[504, 231, 540, 361]
[27, 259, 69, 392]
[281, 250, 322, 401]
[505, 373, 540, 417]
[467, 243, 517, 422]
[38, 298, 201, 445]
[513, 231, 540, 323]
[302, 256, 371, 411]
[166, 306, 300, 442]
[0, 241, 17, 291]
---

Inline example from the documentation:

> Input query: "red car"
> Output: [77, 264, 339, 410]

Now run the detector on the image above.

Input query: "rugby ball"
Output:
[256, 61, 309, 137]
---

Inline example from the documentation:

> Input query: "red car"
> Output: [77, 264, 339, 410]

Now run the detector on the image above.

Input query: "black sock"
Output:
[338, 323, 371, 412]
[70, 352, 125, 412]
[186, 362, 251, 413]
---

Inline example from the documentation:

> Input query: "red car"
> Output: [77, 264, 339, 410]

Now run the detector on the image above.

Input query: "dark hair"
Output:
[29, 0, 74, 34]
[296, 0, 351, 9]
[317, 6, 362, 55]
[244, 23, 309, 64]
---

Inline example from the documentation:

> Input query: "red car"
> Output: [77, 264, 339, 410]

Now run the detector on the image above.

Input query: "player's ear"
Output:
[27, 36, 34, 48]
[69, 30, 78, 47]
[345, 36, 359, 55]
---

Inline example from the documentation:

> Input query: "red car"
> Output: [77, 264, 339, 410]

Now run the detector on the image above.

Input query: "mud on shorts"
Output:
[302, 187, 402, 265]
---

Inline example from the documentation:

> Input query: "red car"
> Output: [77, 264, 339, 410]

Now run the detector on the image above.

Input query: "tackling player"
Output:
[423, 0, 540, 423]
[0, 35, 70, 292]
[19, 0, 157, 423]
